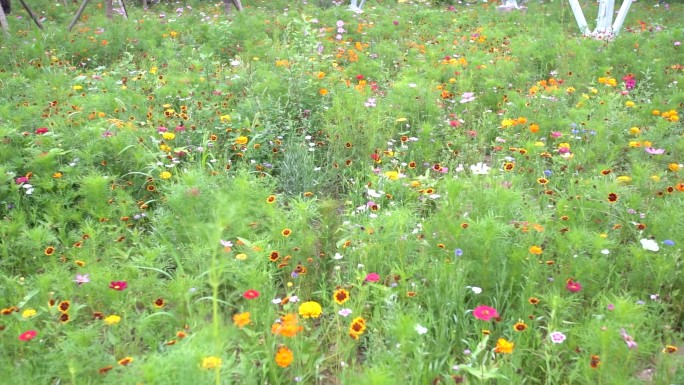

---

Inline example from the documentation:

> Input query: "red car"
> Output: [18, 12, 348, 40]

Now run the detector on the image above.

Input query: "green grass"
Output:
[0, 0, 683, 383]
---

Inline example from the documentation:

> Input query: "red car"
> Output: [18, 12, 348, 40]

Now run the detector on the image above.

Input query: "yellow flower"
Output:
[616, 176, 632, 183]
[235, 136, 249, 145]
[668, 163, 680, 172]
[500, 118, 516, 128]
[651, 175, 661, 182]
[150, 67, 157, 74]
[220, 114, 231, 123]
[235, 253, 248, 261]
[298, 301, 322, 319]
[72, 85, 83, 91]
[22, 309, 37, 318]
[162, 132, 176, 140]
[159, 144, 172, 153]
[104, 315, 121, 325]
[625, 101, 635, 108]
[629, 127, 641, 135]
[160, 171, 172, 179]
[384, 171, 400, 181]
[52, 172, 63, 178]
[201, 356, 222, 369]
[529, 245, 543, 255]
[494, 338, 514, 354]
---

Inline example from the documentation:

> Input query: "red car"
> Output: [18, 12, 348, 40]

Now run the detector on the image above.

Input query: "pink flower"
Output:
[243, 289, 260, 300]
[566, 279, 582, 293]
[109, 281, 128, 291]
[472, 305, 499, 321]
[18, 330, 37, 341]
[365, 273, 380, 283]
[16, 176, 29, 184]
[645, 147, 665, 155]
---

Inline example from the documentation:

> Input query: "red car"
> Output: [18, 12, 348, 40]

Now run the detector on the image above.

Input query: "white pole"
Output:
[595, 0, 615, 34]
[567, 0, 591, 34]
[612, 0, 633, 37]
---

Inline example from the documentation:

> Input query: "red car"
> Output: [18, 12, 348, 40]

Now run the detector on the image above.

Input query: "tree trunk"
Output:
[106, 0, 113, 19]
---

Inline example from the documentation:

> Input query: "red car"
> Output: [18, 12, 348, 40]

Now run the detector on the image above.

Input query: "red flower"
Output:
[35, 128, 49, 135]
[243, 290, 260, 300]
[472, 306, 499, 321]
[18, 330, 37, 341]
[566, 279, 582, 293]
[109, 281, 128, 291]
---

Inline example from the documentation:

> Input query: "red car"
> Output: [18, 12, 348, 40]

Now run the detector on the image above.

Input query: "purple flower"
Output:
[606, 304, 615, 311]
[645, 147, 665, 155]
[663, 240, 675, 246]
[454, 248, 463, 257]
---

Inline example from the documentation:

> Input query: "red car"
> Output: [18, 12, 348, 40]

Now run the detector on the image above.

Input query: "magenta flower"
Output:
[566, 279, 582, 293]
[365, 272, 380, 283]
[109, 281, 128, 291]
[472, 305, 499, 321]
[18, 330, 37, 341]
[243, 289, 260, 300]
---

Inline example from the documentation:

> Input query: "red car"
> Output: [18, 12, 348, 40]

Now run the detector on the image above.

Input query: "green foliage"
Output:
[0, 0, 682, 384]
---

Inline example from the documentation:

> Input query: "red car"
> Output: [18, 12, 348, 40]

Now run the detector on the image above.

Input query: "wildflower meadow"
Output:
[0, 0, 683, 383]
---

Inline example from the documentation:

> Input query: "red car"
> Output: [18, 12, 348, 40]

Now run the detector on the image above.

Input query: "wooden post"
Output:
[18, 0, 44, 30]
[105, 0, 112, 19]
[68, 0, 90, 31]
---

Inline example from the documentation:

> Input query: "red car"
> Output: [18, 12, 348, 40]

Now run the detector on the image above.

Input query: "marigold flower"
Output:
[494, 338, 514, 354]
[275, 346, 294, 368]
[118, 357, 134, 366]
[160, 171, 172, 179]
[271, 314, 302, 337]
[22, 309, 37, 318]
[529, 245, 543, 255]
[232, 312, 251, 328]
[201, 356, 222, 369]
[104, 315, 121, 325]
[298, 301, 322, 318]
[235, 136, 249, 145]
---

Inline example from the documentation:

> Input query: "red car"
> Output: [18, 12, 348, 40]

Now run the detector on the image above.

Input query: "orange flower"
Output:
[319, 88, 329, 96]
[275, 346, 294, 368]
[232, 312, 251, 328]
[271, 314, 302, 337]
[529, 245, 543, 255]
